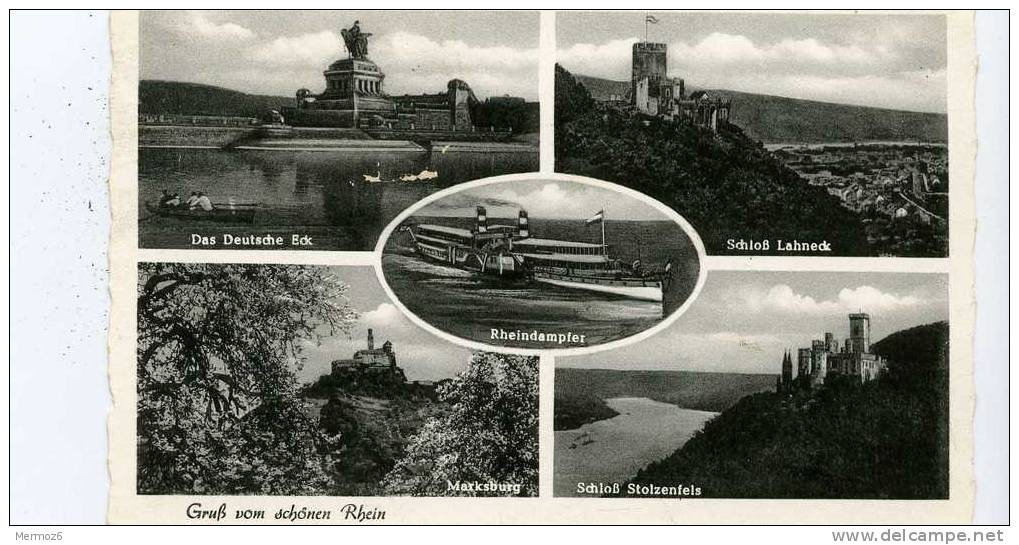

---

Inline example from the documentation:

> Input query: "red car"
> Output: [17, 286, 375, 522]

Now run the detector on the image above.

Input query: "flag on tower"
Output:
[585, 210, 604, 225]
[646, 15, 660, 24]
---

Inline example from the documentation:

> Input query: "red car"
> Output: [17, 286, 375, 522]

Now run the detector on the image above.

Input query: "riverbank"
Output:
[139, 124, 539, 153]
[554, 397, 717, 497]
[432, 141, 539, 152]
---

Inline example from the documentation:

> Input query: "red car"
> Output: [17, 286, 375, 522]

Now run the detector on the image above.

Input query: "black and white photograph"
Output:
[138, 11, 540, 251]
[136, 263, 538, 497]
[556, 12, 949, 257]
[555, 271, 949, 499]
[11, 8, 1004, 531]
[379, 177, 704, 350]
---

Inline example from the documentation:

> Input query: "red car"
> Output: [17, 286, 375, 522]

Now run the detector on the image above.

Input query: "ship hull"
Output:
[532, 271, 663, 302]
[413, 240, 524, 277]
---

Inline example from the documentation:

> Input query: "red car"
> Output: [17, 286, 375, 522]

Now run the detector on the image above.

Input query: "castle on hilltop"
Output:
[331, 328, 407, 382]
[778, 313, 888, 391]
[629, 42, 732, 132]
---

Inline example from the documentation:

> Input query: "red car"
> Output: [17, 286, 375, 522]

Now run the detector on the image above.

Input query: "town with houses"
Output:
[772, 143, 949, 229]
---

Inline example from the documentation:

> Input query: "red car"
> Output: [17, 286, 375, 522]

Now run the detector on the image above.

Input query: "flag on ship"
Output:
[585, 210, 604, 225]
[646, 15, 660, 24]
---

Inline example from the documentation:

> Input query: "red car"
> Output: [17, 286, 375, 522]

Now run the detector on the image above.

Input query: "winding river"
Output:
[554, 397, 717, 497]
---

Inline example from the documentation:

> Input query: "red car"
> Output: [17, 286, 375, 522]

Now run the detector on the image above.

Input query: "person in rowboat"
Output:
[186, 192, 200, 209]
[195, 192, 214, 211]
[158, 190, 181, 208]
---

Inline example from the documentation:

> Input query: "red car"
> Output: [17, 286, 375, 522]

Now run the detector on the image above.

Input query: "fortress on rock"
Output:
[630, 42, 732, 132]
[331, 328, 407, 382]
[778, 313, 887, 391]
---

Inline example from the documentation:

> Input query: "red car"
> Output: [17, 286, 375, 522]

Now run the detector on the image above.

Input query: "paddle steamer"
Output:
[403, 207, 664, 302]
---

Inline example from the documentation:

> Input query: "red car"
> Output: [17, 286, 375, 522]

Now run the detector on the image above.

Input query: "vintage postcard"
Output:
[109, 10, 977, 524]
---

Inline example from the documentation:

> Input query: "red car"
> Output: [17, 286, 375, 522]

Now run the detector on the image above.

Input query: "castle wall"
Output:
[809, 349, 828, 388]
[283, 108, 357, 128]
[786, 314, 886, 389]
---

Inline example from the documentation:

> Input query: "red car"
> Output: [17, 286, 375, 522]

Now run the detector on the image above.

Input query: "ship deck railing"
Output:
[532, 268, 663, 287]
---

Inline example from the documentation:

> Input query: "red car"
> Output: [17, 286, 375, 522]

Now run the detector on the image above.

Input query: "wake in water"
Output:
[386, 254, 475, 278]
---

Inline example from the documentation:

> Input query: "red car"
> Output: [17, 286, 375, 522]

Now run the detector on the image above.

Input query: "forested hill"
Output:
[140, 80, 294, 118]
[555, 64, 873, 256]
[571, 73, 947, 144]
[627, 321, 949, 499]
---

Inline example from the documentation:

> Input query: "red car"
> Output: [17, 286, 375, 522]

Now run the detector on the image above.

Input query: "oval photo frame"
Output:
[374, 173, 708, 356]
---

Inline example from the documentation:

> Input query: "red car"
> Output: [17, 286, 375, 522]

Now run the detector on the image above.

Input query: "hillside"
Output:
[140, 80, 540, 134]
[556, 64, 874, 256]
[554, 368, 775, 430]
[571, 73, 947, 144]
[303, 378, 446, 496]
[140, 80, 294, 118]
[627, 322, 949, 499]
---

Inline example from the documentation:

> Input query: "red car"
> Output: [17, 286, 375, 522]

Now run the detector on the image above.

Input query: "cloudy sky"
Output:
[141, 10, 539, 100]
[295, 266, 473, 383]
[416, 179, 672, 221]
[560, 271, 949, 374]
[557, 11, 947, 113]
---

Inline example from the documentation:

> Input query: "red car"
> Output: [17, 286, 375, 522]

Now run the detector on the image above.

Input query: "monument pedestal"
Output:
[287, 57, 396, 128]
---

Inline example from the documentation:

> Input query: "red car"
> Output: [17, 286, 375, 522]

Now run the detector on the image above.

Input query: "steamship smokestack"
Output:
[476, 206, 488, 233]
[367, 328, 374, 350]
[517, 210, 529, 238]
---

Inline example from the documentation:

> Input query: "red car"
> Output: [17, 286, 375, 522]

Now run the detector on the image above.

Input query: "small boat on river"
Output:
[144, 202, 261, 223]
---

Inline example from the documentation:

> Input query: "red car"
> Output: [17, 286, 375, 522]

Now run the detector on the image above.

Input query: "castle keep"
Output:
[779, 313, 887, 391]
[630, 42, 732, 132]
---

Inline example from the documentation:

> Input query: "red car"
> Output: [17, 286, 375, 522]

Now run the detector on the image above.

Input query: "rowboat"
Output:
[144, 202, 261, 223]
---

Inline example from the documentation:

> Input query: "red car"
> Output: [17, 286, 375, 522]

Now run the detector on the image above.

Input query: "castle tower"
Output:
[797, 348, 812, 378]
[476, 206, 488, 234]
[367, 328, 374, 350]
[631, 42, 667, 113]
[781, 350, 793, 386]
[825, 332, 836, 353]
[517, 210, 529, 238]
[849, 313, 871, 354]
[382, 340, 396, 367]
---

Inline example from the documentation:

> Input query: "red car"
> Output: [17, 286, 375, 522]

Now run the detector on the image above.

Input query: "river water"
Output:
[138, 147, 537, 250]
[554, 397, 717, 497]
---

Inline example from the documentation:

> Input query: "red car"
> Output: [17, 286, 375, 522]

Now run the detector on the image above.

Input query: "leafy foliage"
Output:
[471, 100, 540, 135]
[627, 322, 949, 499]
[380, 353, 539, 496]
[554, 64, 873, 256]
[136, 263, 357, 495]
[568, 74, 949, 146]
[553, 394, 619, 431]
